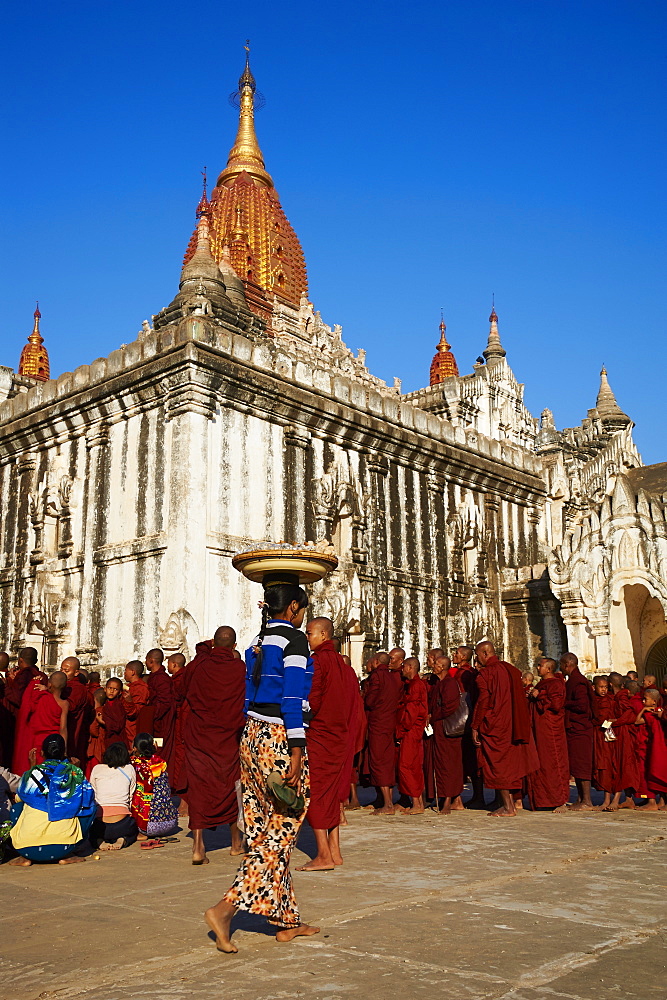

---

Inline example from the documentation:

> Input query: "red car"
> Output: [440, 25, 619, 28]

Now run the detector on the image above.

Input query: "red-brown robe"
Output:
[592, 690, 615, 793]
[102, 697, 129, 750]
[611, 689, 641, 793]
[64, 675, 91, 763]
[167, 668, 189, 793]
[457, 663, 480, 783]
[86, 716, 106, 778]
[338, 662, 365, 802]
[11, 675, 47, 774]
[86, 681, 101, 707]
[125, 678, 151, 745]
[642, 712, 667, 796]
[147, 666, 175, 759]
[564, 667, 595, 780]
[472, 656, 539, 790]
[396, 674, 428, 798]
[31, 692, 65, 764]
[306, 640, 352, 829]
[422, 674, 439, 801]
[526, 675, 570, 808]
[5, 664, 40, 714]
[183, 642, 245, 830]
[431, 673, 464, 799]
[364, 664, 403, 787]
[0, 676, 15, 767]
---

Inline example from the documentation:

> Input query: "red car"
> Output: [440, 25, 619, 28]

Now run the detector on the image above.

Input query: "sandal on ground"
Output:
[140, 840, 165, 850]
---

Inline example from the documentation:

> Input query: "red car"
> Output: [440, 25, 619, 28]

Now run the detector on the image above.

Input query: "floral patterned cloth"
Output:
[130, 753, 178, 837]
[223, 718, 309, 928]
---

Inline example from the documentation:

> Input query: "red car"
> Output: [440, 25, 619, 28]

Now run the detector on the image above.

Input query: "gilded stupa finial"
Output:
[18, 301, 50, 381]
[429, 311, 459, 384]
[217, 42, 273, 189]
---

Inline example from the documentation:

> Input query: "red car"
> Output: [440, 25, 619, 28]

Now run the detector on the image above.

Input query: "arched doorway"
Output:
[609, 583, 667, 677]
[645, 636, 667, 687]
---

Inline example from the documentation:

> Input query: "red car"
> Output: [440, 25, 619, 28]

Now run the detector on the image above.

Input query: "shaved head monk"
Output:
[166, 653, 188, 792]
[643, 674, 658, 690]
[6, 647, 40, 716]
[61, 656, 90, 764]
[471, 642, 538, 817]
[453, 645, 484, 808]
[184, 626, 245, 864]
[526, 658, 570, 811]
[395, 657, 428, 814]
[560, 653, 595, 810]
[123, 660, 151, 743]
[146, 647, 174, 758]
[364, 648, 403, 814]
[31, 671, 69, 763]
[431, 655, 465, 815]
[299, 617, 352, 870]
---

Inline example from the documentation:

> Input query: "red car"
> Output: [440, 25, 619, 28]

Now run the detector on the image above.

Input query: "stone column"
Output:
[427, 473, 448, 647]
[283, 426, 311, 544]
[559, 598, 595, 670]
[11, 454, 37, 650]
[76, 424, 110, 665]
[586, 612, 612, 674]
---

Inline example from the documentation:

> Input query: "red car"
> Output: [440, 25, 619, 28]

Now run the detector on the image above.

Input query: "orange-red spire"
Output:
[18, 303, 50, 381]
[429, 314, 459, 385]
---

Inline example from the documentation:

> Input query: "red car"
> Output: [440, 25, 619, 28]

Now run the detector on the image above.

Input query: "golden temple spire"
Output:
[217, 42, 273, 189]
[429, 312, 459, 384]
[18, 302, 50, 381]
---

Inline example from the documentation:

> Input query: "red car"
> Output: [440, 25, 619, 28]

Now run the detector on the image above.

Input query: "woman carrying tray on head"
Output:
[204, 572, 320, 953]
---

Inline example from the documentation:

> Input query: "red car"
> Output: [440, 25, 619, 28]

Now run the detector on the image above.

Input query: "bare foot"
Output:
[331, 853, 343, 866]
[601, 804, 619, 812]
[99, 840, 123, 851]
[451, 796, 465, 811]
[619, 798, 636, 809]
[553, 804, 571, 813]
[192, 854, 210, 865]
[204, 903, 238, 954]
[230, 847, 247, 857]
[178, 799, 189, 817]
[372, 806, 395, 815]
[339, 805, 348, 827]
[58, 855, 86, 864]
[404, 806, 425, 814]
[9, 857, 32, 866]
[637, 800, 659, 811]
[569, 802, 595, 811]
[438, 805, 451, 816]
[275, 923, 320, 943]
[488, 806, 517, 817]
[295, 860, 335, 872]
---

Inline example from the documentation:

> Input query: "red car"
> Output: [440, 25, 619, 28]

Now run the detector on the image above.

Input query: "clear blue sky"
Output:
[1, 1, 665, 462]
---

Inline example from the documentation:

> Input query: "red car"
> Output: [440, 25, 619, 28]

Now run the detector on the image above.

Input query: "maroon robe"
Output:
[338, 663, 365, 802]
[364, 664, 403, 786]
[31, 692, 65, 763]
[564, 667, 595, 780]
[642, 712, 667, 795]
[125, 679, 151, 744]
[592, 690, 615, 793]
[306, 640, 351, 829]
[423, 675, 439, 801]
[12, 674, 47, 774]
[64, 675, 91, 762]
[396, 674, 428, 798]
[431, 673, 464, 798]
[183, 642, 245, 829]
[526, 675, 570, 808]
[611, 689, 641, 793]
[6, 664, 40, 715]
[472, 656, 538, 790]
[167, 668, 188, 793]
[457, 663, 480, 783]
[102, 696, 129, 750]
[147, 665, 175, 760]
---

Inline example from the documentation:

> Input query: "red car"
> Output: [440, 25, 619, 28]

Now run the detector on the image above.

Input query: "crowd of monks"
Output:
[2, 632, 667, 868]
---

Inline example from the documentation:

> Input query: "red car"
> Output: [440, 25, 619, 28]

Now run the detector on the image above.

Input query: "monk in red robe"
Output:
[422, 649, 442, 804]
[146, 648, 175, 757]
[339, 658, 366, 814]
[183, 627, 245, 864]
[298, 617, 352, 870]
[526, 658, 570, 810]
[431, 655, 465, 814]
[166, 653, 188, 793]
[453, 645, 484, 808]
[395, 657, 428, 814]
[12, 670, 48, 774]
[123, 660, 151, 743]
[5, 647, 40, 716]
[591, 674, 616, 809]
[609, 673, 641, 807]
[101, 678, 130, 749]
[560, 653, 595, 810]
[30, 671, 69, 763]
[62, 656, 91, 763]
[635, 688, 667, 808]
[364, 648, 404, 814]
[471, 642, 538, 817]
[86, 688, 107, 777]
[86, 671, 102, 706]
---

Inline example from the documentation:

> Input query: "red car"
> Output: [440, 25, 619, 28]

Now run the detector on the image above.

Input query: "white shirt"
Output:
[90, 764, 136, 810]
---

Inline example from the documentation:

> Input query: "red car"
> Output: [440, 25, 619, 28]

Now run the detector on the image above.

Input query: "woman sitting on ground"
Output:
[130, 733, 178, 840]
[90, 742, 138, 850]
[9, 735, 95, 866]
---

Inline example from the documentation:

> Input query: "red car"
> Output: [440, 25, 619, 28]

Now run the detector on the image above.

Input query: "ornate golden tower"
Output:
[429, 315, 459, 384]
[183, 44, 308, 321]
[18, 304, 50, 381]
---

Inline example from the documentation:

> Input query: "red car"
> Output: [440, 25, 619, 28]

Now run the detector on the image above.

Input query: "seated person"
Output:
[90, 742, 138, 850]
[0, 763, 21, 861]
[9, 735, 95, 866]
[130, 733, 178, 840]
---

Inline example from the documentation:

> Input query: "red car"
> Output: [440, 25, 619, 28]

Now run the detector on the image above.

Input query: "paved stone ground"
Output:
[2, 798, 667, 1000]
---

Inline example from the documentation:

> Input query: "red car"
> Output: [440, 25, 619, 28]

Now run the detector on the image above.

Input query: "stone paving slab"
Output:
[1, 806, 666, 1000]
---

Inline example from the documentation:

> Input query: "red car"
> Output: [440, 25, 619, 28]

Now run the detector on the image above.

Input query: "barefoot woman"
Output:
[205, 576, 320, 952]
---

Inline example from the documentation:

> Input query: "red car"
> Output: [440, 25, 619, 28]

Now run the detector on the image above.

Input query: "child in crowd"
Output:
[86, 689, 107, 778]
[102, 678, 131, 750]
[634, 688, 667, 811]
[592, 674, 616, 810]
[130, 733, 178, 842]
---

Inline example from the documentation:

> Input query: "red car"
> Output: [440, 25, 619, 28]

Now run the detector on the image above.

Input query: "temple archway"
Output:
[645, 636, 667, 687]
[609, 583, 667, 677]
